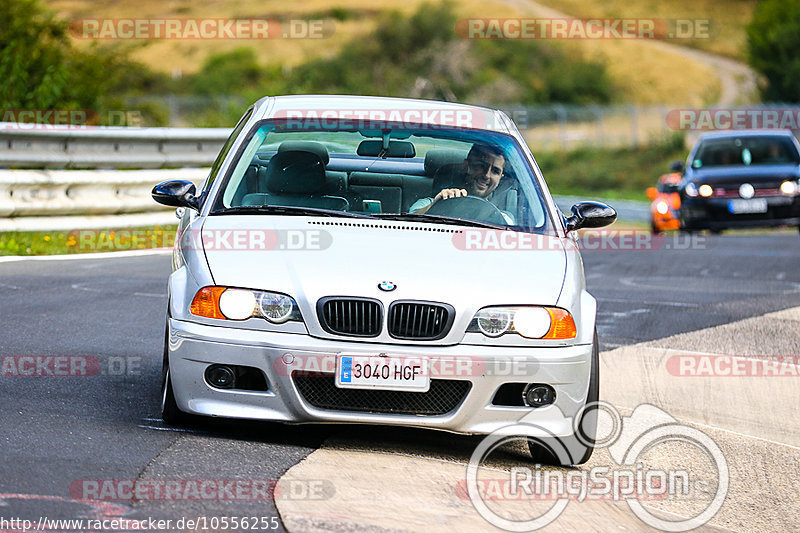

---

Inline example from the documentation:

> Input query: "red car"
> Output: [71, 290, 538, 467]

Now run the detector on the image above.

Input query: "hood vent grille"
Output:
[308, 220, 461, 233]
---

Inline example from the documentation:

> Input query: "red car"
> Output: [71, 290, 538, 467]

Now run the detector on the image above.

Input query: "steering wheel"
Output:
[426, 195, 508, 226]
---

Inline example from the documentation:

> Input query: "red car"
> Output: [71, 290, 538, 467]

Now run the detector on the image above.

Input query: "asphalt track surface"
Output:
[1, 230, 798, 531]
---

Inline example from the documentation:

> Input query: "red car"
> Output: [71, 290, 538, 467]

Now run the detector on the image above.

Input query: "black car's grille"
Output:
[387, 301, 454, 340]
[318, 298, 382, 337]
[292, 372, 470, 416]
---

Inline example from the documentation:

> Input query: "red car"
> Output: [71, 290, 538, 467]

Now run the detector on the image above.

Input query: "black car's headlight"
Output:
[780, 180, 799, 195]
[466, 306, 576, 339]
[190, 286, 302, 323]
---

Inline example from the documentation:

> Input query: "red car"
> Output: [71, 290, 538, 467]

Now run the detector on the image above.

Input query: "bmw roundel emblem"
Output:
[378, 281, 396, 292]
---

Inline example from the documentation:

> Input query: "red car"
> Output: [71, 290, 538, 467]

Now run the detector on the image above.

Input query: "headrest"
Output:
[432, 163, 464, 194]
[265, 151, 326, 195]
[278, 141, 330, 164]
[424, 149, 468, 176]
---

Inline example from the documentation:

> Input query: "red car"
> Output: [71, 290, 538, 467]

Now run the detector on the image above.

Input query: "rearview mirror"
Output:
[565, 201, 617, 232]
[356, 140, 416, 158]
[152, 180, 199, 210]
[645, 187, 658, 201]
[670, 160, 685, 173]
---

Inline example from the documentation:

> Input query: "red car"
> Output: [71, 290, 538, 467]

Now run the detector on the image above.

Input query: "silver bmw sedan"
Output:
[152, 95, 616, 465]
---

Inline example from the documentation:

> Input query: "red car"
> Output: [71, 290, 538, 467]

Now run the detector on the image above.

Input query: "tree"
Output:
[0, 0, 72, 108]
[747, 0, 800, 103]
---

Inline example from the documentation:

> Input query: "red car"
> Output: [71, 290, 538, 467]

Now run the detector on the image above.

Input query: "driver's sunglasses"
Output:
[467, 158, 503, 177]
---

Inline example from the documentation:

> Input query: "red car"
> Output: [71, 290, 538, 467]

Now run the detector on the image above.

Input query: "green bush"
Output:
[189, 1, 615, 107]
[0, 0, 170, 123]
[188, 48, 265, 96]
[535, 135, 686, 200]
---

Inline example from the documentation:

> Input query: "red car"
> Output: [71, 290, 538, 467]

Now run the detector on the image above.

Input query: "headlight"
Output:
[655, 201, 669, 215]
[191, 287, 302, 322]
[467, 306, 577, 339]
[780, 180, 798, 195]
[218, 289, 257, 320]
[257, 292, 295, 323]
[698, 184, 713, 197]
[685, 183, 699, 197]
[476, 309, 512, 337]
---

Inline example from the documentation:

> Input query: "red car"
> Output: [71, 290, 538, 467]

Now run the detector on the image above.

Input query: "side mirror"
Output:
[565, 201, 617, 232]
[152, 180, 199, 210]
[670, 160, 685, 173]
[645, 187, 658, 201]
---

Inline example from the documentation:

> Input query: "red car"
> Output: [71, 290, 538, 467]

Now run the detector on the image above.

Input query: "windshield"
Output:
[209, 119, 554, 234]
[692, 136, 800, 168]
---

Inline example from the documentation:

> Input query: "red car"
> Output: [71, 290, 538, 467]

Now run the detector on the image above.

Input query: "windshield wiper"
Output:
[212, 205, 376, 219]
[372, 212, 508, 229]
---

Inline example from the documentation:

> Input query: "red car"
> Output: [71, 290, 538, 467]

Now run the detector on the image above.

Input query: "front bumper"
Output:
[652, 211, 680, 231]
[681, 196, 800, 229]
[168, 318, 594, 437]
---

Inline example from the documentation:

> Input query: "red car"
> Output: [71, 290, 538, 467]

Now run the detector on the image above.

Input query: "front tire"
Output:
[528, 329, 599, 466]
[650, 219, 661, 235]
[161, 316, 188, 425]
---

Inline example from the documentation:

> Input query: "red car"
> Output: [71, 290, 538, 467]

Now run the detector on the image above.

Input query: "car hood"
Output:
[200, 215, 567, 317]
[690, 164, 800, 182]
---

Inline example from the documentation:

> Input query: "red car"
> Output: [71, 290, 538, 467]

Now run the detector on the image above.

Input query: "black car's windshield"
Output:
[692, 136, 800, 168]
[209, 119, 554, 234]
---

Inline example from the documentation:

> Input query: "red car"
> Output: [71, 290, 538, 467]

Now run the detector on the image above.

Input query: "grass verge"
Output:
[0, 225, 178, 256]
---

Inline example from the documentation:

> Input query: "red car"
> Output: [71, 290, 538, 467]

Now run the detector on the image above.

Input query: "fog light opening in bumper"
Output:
[523, 384, 556, 408]
[203, 364, 269, 392]
[205, 364, 236, 389]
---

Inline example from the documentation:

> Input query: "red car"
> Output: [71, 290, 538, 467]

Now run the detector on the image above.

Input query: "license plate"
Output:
[335, 354, 429, 392]
[729, 198, 767, 214]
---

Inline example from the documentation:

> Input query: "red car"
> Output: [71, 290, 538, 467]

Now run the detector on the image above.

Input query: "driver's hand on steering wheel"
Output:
[434, 188, 469, 203]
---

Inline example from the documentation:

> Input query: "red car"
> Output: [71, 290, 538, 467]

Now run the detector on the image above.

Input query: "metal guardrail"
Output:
[0, 123, 649, 229]
[0, 123, 230, 169]
[0, 169, 206, 218]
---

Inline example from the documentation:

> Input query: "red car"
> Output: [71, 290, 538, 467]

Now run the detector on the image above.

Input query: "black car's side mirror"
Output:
[670, 160, 685, 173]
[565, 201, 617, 232]
[152, 180, 199, 210]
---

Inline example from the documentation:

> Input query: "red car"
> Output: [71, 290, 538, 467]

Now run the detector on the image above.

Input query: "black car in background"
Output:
[675, 130, 800, 232]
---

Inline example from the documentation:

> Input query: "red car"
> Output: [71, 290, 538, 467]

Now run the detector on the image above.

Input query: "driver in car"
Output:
[410, 143, 515, 224]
